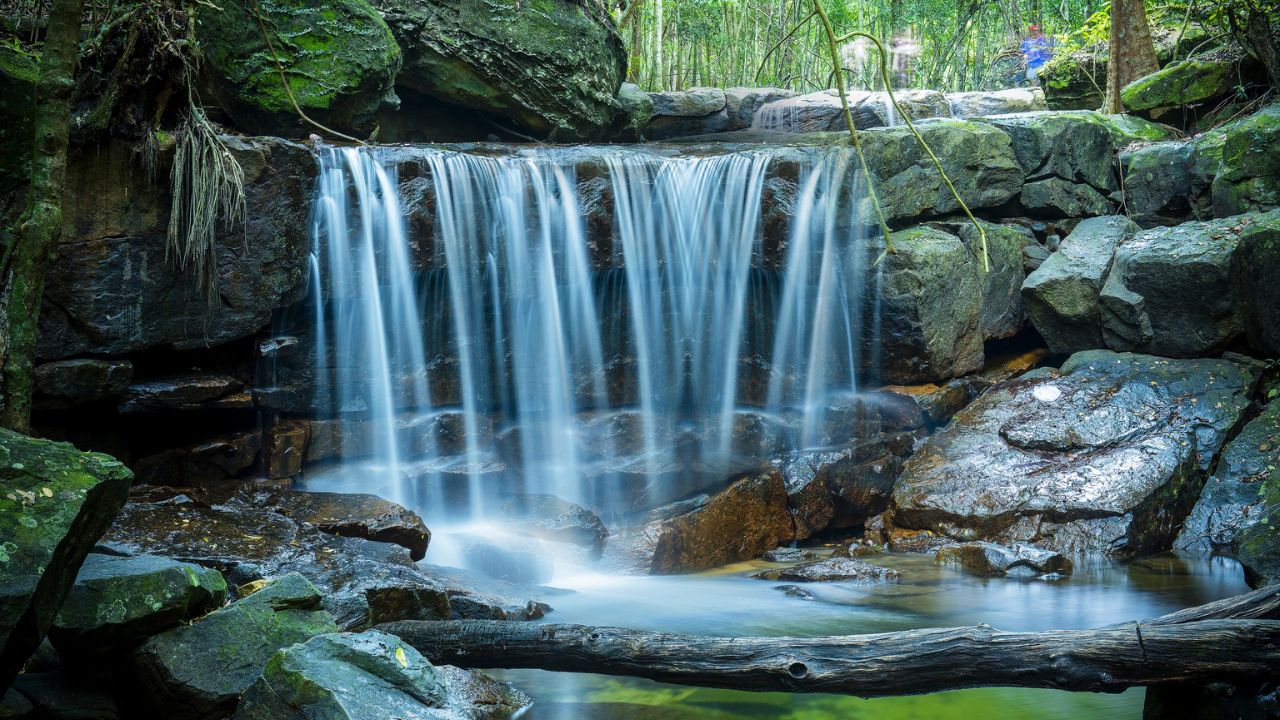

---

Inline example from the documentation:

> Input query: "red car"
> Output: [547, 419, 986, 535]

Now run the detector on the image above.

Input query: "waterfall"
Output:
[301, 143, 875, 522]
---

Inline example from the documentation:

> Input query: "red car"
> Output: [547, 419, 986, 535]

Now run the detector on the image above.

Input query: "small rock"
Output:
[935, 541, 1073, 577]
[761, 547, 821, 563]
[751, 557, 900, 583]
[774, 585, 815, 600]
[498, 493, 608, 557]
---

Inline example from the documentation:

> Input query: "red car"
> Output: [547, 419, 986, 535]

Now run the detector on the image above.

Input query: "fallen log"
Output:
[379, 584, 1280, 697]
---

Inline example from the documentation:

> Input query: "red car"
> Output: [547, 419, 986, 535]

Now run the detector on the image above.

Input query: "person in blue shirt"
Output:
[1021, 24, 1055, 82]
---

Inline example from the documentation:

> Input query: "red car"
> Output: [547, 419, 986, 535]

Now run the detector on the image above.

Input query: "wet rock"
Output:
[418, 565, 557, 621]
[981, 111, 1118, 194]
[927, 218, 1029, 340]
[131, 430, 261, 486]
[461, 540, 554, 585]
[1178, 401, 1280, 553]
[749, 90, 846, 132]
[934, 541, 1072, 577]
[498, 494, 608, 556]
[0, 430, 133, 690]
[0, 687, 32, 717]
[1121, 141, 1199, 227]
[1020, 177, 1114, 218]
[49, 554, 227, 658]
[774, 585, 815, 600]
[761, 547, 822, 563]
[133, 573, 339, 720]
[1022, 215, 1139, 353]
[0, 45, 36, 194]
[1121, 58, 1237, 112]
[234, 630, 530, 720]
[649, 87, 726, 117]
[774, 432, 915, 538]
[607, 470, 793, 574]
[244, 488, 431, 561]
[1212, 101, 1280, 217]
[891, 350, 1258, 556]
[39, 137, 314, 359]
[1106, 114, 1178, 145]
[751, 557, 899, 583]
[262, 420, 308, 479]
[1238, 478, 1280, 588]
[611, 83, 653, 141]
[33, 360, 132, 406]
[118, 374, 246, 413]
[724, 87, 796, 129]
[381, 0, 626, 139]
[1099, 211, 1277, 356]
[1231, 209, 1280, 356]
[946, 88, 1046, 117]
[871, 226, 983, 383]
[876, 382, 971, 427]
[197, 0, 400, 135]
[854, 90, 951, 127]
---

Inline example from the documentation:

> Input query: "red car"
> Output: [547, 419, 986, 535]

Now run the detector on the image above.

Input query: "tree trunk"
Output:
[0, 0, 85, 432]
[380, 586, 1280, 698]
[1103, 0, 1159, 113]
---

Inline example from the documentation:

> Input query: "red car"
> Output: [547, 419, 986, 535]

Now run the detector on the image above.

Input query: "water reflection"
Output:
[489, 552, 1249, 719]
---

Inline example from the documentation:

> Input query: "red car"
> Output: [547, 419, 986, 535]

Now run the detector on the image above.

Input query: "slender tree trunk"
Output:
[654, 0, 664, 89]
[1103, 0, 1159, 113]
[0, 0, 84, 432]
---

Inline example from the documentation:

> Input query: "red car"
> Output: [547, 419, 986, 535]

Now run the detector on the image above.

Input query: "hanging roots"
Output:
[166, 107, 247, 304]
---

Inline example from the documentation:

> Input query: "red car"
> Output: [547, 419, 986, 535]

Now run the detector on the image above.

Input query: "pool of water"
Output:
[481, 551, 1250, 719]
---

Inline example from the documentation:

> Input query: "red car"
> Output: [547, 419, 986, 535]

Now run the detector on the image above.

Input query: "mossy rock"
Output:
[0, 429, 133, 690]
[0, 44, 37, 194]
[1212, 102, 1280, 216]
[1106, 113, 1177, 144]
[49, 554, 227, 659]
[1237, 468, 1280, 588]
[195, 0, 401, 135]
[133, 572, 339, 720]
[378, 0, 627, 139]
[1121, 58, 1236, 112]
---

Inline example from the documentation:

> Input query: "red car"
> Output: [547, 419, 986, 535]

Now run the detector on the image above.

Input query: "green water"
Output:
[491, 552, 1251, 719]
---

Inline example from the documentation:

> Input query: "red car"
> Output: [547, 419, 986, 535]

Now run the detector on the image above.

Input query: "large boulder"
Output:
[646, 87, 729, 139]
[243, 488, 431, 561]
[724, 87, 796, 129]
[1019, 176, 1114, 218]
[196, 0, 402, 135]
[604, 470, 793, 574]
[870, 226, 983, 384]
[1231, 209, 1280, 355]
[1120, 141, 1202, 226]
[1212, 102, 1280, 217]
[0, 431, 133, 690]
[1022, 215, 1139, 353]
[39, 137, 315, 359]
[377, 0, 626, 139]
[891, 351, 1258, 555]
[1176, 400, 1280, 554]
[774, 431, 916, 536]
[1099, 210, 1279, 356]
[234, 630, 530, 719]
[1121, 58, 1237, 112]
[49, 554, 227, 660]
[33, 359, 133, 408]
[927, 219, 1028, 340]
[982, 111, 1119, 194]
[497, 494, 608, 557]
[946, 88, 1046, 118]
[1237, 477, 1280, 588]
[133, 573, 339, 720]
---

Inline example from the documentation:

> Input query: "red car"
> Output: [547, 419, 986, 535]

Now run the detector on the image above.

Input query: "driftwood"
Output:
[379, 584, 1280, 698]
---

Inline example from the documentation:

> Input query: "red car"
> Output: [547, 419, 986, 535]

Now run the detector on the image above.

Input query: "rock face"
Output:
[891, 351, 1258, 556]
[1099, 212, 1272, 356]
[245, 489, 431, 561]
[49, 554, 227, 659]
[1176, 400, 1280, 554]
[33, 359, 133, 406]
[1212, 102, 1280, 217]
[39, 137, 315, 359]
[234, 630, 530, 720]
[378, 0, 626, 139]
[934, 541, 1072, 577]
[751, 557, 900, 583]
[606, 470, 793, 574]
[1120, 58, 1236, 112]
[197, 0, 402, 135]
[133, 573, 340, 720]
[981, 111, 1118, 218]
[1232, 210, 1280, 355]
[0, 430, 133, 690]
[1022, 215, 1139, 353]
[1120, 141, 1203, 226]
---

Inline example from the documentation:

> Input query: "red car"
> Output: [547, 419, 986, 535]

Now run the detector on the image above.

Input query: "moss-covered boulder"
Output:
[195, 0, 401, 135]
[48, 554, 227, 659]
[1237, 474, 1280, 588]
[133, 572, 339, 720]
[1212, 102, 1280, 217]
[234, 630, 530, 719]
[0, 430, 132, 690]
[1230, 208, 1280, 355]
[0, 44, 37, 194]
[376, 0, 626, 139]
[1121, 58, 1236, 112]
[1106, 113, 1178, 144]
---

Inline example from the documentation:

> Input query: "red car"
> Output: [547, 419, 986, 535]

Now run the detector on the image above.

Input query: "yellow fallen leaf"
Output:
[395, 646, 408, 668]
[40, 487, 52, 497]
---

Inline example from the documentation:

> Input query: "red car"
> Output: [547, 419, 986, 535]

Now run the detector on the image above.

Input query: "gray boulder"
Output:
[928, 218, 1029, 339]
[234, 630, 530, 720]
[1120, 140, 1199, 227]
[1176, 400, 1280, 553]
[646, 87, 729, 139]
[377, 0, 626, 139]
[891, 350, 1258, 556]
[1099, 212, 1271, 356]
[1020, 177, 1115, 218]
[133, 573, 339, 720]
[49, 554, 227, 658]
[1022, 215, 1139, 353]
[0, 431, 133, 690]
[946, 88, 1046, 117]
[934, 541, 1072, 577]
[1211, 102, 1280, 217]
[724, 87, 796, 129]
[751, 557, 900, 583]
[981, 111, 1119, 194]
[1230, 209, 1280, 355]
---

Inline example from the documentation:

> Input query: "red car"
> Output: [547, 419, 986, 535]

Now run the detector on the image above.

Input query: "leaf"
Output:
[395, 646, 408, 668]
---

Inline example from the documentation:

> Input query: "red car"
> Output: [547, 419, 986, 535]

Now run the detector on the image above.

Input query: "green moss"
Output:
[1211, 103, 1280, 215]
[1106, 114, 1176, 144]
[1121, 58, 1236, 111]
[1238, 468, 1280, 587]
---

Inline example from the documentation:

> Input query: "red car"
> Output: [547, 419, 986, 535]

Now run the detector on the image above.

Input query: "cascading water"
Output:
[301, 143, 877, 530]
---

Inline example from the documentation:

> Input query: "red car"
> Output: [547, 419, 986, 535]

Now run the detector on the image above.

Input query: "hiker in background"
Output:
[1021, 24, 1055, 82]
